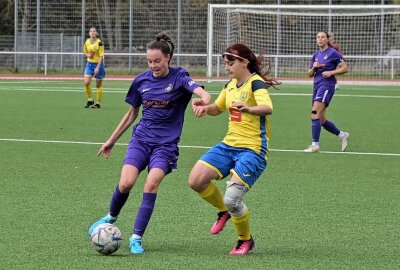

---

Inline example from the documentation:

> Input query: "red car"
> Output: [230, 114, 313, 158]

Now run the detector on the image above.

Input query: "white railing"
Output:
[1, 51, 399, 82]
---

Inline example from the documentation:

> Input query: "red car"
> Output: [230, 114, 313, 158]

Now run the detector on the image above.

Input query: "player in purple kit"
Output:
[88, 32, 211, 254]
[304, 31, 349, 153]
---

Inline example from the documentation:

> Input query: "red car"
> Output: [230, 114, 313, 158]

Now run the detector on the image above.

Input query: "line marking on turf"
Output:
[0, 87, 399, 99]
[1, 138, 399, 157]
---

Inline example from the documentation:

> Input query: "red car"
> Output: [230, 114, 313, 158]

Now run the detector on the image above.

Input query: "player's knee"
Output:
[188, 164, 213, 191]
[144, 180, 161, 193]
[188, 175, 211, 192]
[223, 182, 247, 215]
[118, 182, 133, 193]
[310, 110, 320, 119]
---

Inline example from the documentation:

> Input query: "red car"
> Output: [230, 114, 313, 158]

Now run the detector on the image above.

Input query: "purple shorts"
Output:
[124, 139, 179, 175]
[312, 84, 335, 107]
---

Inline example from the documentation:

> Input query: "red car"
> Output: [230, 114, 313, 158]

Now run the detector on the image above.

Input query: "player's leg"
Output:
[227, 150, 265, 255]
[304, 101, 325, 152]
[188, 143, 233, 234]
[89, 141, 148, 236]
[88, 164, 140, 236]
[84, 62, 94, 108]
[129, 144, 176, 254]
[91, 63, 105, 108]
[129, 168, 165, 254]
[321, 119, 350, 151]
[189, 162, 231, 234]
[318, 89, 350, 151]
[224, 180, 253, 255]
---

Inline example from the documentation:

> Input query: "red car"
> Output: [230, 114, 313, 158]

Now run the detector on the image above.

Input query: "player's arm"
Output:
[308, 66, 317, 77]
[308, 59, 326, 77]
[333, 60, 348, 75]
[233, 103, 272, 116]
[83, 42, 93, 59]
[192, 86, 211, 107]
[323, 60, 349, 78]
[94, 42, 104, 74]
[193, 103, 222, 118]
[98, 106, 139, 158]
[233, 88, 273, 116]
[193, 87, 225, 117]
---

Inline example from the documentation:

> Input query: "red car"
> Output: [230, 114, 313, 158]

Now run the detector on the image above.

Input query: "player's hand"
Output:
[88, 52, 94, 58]
[192, 105, 207, 117]
[322, 71, 333, 78]
[232, 102, 250, 113]
[192, 98, 206, 107]
[97, 140, 115, 158]
[312, 61, 326, 69]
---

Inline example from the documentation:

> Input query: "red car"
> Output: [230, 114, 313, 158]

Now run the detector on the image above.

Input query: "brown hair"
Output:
[147, 32, 175, 64]
[223, 43, 280, 88]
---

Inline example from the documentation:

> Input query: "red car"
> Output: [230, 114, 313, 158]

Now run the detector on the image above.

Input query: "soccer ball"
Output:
[90, 223, 123, 255]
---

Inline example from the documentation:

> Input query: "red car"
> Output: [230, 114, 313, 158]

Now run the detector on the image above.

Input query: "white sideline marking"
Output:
[0, 87, 399, 99]
[0, 138, 399, 157]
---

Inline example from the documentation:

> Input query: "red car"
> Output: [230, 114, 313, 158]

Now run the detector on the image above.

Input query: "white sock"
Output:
[107, 213, 117, 221]
[312, 142, 319, 147]
[338, 131, 345, 139]
[131, 234, 141, 239]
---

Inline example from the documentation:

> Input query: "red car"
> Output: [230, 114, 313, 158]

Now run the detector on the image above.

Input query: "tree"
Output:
[0, 0, 14, 35]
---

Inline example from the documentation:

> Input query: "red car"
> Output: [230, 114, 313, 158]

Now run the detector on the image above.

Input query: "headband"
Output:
[223, 52, 247, 61]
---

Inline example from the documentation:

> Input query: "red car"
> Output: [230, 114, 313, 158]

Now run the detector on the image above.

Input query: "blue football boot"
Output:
[129, 236, 144, 254]
[88, 215, 116, 236]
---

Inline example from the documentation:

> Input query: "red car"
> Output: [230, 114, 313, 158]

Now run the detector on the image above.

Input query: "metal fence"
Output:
[0, 0, 399, 81]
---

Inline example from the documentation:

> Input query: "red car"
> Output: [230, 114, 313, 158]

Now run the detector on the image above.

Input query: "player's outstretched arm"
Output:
[98, 106, 139, 158]
[192, 86, 211, 107]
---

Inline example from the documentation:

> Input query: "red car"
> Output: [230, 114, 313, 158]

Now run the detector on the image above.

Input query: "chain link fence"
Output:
[0, 0, 399, 79]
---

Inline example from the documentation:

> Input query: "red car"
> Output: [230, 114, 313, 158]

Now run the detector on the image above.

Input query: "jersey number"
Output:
[229, 108, 242, 122]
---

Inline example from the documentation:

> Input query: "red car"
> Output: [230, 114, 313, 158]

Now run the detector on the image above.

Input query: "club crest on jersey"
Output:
[324, 54, 328, 60]
[240, 92, 248, 101]
[165, 84, 173, 93]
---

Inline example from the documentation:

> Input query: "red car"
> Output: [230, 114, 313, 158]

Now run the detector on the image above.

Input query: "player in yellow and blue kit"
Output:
[83, 27, 105, 108]
[189, 43, 280, 255]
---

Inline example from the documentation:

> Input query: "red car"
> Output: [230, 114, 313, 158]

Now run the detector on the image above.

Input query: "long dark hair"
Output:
[147, 32, 175, 64]
[223, 43, 280, 88]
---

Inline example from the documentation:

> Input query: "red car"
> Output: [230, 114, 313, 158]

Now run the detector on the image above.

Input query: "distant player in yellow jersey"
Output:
[83, 27, 105, 108]
[189, 43, 280, 255]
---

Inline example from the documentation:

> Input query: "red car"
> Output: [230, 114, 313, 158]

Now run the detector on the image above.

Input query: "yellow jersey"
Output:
[215, 74, 273, 160]
[83, 38, 104, 63]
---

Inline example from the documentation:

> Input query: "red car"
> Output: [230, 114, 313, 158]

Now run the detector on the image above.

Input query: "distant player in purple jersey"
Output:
[304, 31, 349, 153]
[88, 32, 211, 254]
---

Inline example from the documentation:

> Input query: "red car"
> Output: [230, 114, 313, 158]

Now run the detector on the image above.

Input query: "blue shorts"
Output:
[124, 139, 179, 175]
[84, 62, 105, 79]
[199, 142, 267, 188]
[312, 84, 335, 107]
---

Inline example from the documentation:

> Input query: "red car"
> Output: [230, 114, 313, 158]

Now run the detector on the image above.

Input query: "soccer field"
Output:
[0, 80, 399, 269]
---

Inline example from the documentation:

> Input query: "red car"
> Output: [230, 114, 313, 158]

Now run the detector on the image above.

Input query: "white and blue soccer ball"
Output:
[90, 223, 122, 255]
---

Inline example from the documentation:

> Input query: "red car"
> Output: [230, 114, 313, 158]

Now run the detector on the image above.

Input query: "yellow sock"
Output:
[85, 85, 93, 100]
[198, 182, 227, 212]
[96, 86, 103, 104]
[231, 209, 251, 241]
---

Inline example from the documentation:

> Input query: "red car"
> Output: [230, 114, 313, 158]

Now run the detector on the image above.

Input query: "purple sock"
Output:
[109, 185, 130, 217]
[322, 120, 340, 136]
[312, 119, 321, 143]
[133, 193, 157, 237]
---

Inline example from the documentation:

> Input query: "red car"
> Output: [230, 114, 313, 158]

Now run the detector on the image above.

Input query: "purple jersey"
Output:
[125, 67, 202, 144]
[310, 47, 344, 86]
